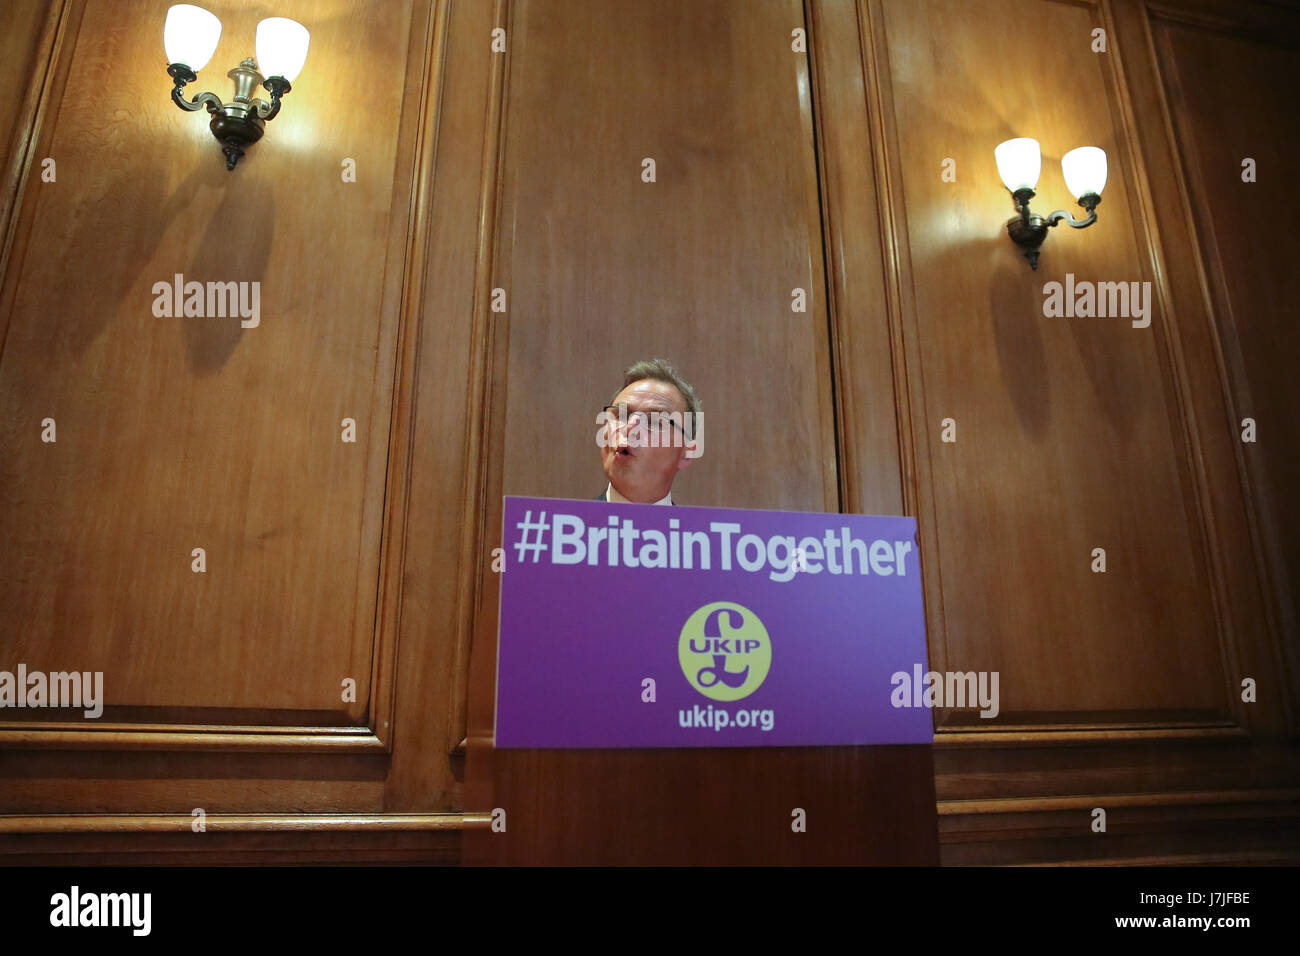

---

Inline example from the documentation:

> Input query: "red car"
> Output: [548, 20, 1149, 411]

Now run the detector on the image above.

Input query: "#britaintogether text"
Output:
[513, 510, 913, 583]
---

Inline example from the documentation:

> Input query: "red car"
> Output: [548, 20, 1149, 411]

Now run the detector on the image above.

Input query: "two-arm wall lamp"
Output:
[164, 4, 309, 171]
[996, 138, 1107, 270]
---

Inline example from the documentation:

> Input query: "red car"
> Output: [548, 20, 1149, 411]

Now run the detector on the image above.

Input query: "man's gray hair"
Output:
[610, 359, 702, 428]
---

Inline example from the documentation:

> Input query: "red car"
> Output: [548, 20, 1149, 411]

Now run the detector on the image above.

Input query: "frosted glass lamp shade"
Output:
[256, 18, 310, 82]
[1061, 146, 1108, 199]
[995, 137, 1042, 193]
[164, 4, 222, 71]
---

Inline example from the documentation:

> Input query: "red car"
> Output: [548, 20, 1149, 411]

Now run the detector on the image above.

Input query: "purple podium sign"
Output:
[495, 496, 933, 748]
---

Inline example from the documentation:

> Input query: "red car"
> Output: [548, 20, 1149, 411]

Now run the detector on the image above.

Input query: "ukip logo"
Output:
[678, 601, 772, 702]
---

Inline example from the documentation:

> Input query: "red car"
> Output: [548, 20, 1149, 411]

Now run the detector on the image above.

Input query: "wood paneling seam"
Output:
[0, 0, 77, 366]
[453, 0, 512, 754]
[1140, 1, 1298, 735]
[370, 0, 454, 753]
[1087, 0, 1250, 736]
[859, 0, 949, 690]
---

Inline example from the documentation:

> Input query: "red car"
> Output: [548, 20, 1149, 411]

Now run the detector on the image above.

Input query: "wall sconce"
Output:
[164, 4, 309, 171]
[995, 138, 1107, 270]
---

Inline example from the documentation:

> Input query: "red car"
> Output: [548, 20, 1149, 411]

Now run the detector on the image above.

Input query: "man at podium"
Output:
[596, 358, 702, 505]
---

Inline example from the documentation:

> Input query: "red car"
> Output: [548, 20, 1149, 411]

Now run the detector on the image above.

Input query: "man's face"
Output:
[600, 379, 695, 502]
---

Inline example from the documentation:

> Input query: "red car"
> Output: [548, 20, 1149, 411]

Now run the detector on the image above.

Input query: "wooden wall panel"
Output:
[0, 0, 490, 859]
[385, 0, 499, 808]
[1148, 9, 1300, 727]
[495, 0, 837, 512]
[806, 0, 906, 518]
[0, 0, 418, 747]
[839, 0, 1300, 863]
[877, 0, 1227, 731]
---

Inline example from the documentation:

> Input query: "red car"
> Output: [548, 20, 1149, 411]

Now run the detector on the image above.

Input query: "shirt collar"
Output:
[606, 482, 672, 506]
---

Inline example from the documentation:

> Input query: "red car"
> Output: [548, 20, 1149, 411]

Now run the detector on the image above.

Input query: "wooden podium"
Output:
[464, 742, 939, 865]
[461, 505, 940, 865]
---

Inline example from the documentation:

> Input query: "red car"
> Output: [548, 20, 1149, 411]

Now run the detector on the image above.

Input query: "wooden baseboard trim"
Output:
[938, 788, 1300, 816]
[0, 813, 488, 834]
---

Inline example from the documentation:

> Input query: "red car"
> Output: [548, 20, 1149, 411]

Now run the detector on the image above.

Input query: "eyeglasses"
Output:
[602, 404, 692, 440]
